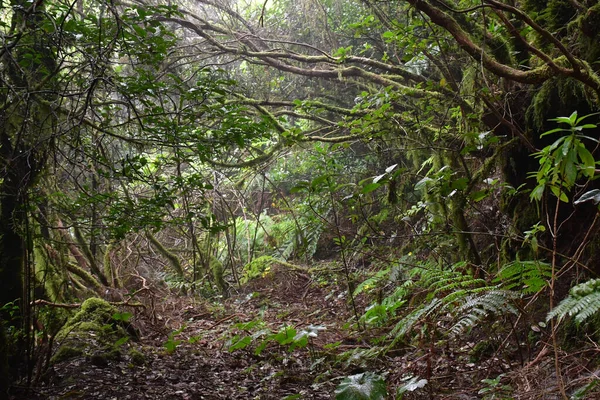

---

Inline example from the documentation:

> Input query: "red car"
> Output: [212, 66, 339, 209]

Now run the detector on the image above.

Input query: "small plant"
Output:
[478, 374, 512, 399]
[547, 279, 600, 324]
[396, 375, 428, 399]
[163, 325, 186, 354]
[334, 371, 387, 400]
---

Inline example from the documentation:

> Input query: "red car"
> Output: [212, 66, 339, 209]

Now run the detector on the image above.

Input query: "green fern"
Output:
[388, 262, 519, 344]
[494, 260, 551, 294]
[547, 279, 600, 324]
[353, 267, 391, 297]
[450, 290, 519, 335]
[389, 298, 442, 346]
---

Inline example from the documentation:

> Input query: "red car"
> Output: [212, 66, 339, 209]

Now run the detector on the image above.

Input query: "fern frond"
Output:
[353, 267, 391, 297]
[450, 290, 519, 335]
[547, 279, 600, 324]
[389, 298, 442, 344]
[495, 260, 551, 294]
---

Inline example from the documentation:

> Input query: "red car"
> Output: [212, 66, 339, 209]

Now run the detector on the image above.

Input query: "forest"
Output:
[1, 0, 600, 398]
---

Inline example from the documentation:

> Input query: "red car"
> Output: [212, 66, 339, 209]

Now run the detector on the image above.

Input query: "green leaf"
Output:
[414, 177, 433, 191]
[549, 185, 569, 202]
[577, 146, 596, 178]
[470, 190, 488, 202]
[228, 336, 252, 352]
[451, 177, 468, 191]
[530, 184, 545, 201]
[361, 183, 381, 194]
[335, 372, 387, 400]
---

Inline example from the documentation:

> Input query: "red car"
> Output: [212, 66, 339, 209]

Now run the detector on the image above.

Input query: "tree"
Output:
[0, 0, 274, 384]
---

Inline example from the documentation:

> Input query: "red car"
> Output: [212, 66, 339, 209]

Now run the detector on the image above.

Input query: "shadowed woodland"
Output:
[1, 0, 600, 398]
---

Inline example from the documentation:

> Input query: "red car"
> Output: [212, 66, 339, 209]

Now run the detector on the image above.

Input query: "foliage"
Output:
[225, 319, 324, 357]
[547, 279, 600, 324]
[386, 262, 519, 346]
[529, 111, 598, 203]
[494, 260, 552, 294]
[396, 375, 428, 399]
[334, 372, 387, 400]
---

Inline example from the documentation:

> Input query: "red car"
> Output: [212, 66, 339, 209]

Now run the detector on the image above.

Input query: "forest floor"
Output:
[10, 262, 599, 399]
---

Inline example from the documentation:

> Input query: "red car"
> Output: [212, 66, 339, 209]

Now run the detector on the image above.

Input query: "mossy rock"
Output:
[65, 297, 118, 329]
[53, 297, 137, 367]
[128, 348, 146, 366]
[87, 347, 122, 368]
[50, 345, 85, 364]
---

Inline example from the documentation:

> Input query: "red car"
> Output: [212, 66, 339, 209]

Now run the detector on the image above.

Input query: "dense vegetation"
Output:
[1, 0, 600, 398]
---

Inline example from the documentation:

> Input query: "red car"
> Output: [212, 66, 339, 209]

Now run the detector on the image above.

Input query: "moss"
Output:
[87, 347, 121, 368]
[50, 345, 84, 364]
[210, 256, 228, 296]
[67, 297, 117, 328]
[527, 76, 595, 134]
[147, 232, 184, 277]
[128, 348, 145, 366]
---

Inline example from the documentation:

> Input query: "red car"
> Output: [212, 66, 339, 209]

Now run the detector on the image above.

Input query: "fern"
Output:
[389, 298, 442, 346]
[388, 261, 519, 345]
[450, 290, 519, 335]
[547, 279, 600, 324]
[495, 260, 551, 294]
[353, 267, 391, 297]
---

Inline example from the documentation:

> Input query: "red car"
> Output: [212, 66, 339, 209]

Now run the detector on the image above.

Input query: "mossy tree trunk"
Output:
[0, 0, 58, 383]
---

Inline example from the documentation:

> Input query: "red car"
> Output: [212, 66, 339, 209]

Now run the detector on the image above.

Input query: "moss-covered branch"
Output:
[146, 232, 184, 277]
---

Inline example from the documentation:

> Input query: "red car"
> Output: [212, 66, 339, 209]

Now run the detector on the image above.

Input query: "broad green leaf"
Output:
[361, 183, 381, 194]
[530, 184, 545, 201]
[549, 185, 569, 202]
[470, 190, 488, 202]
[414, 177, 432, 191]
[228, 336, 252, 352]
[577, 146, 596, 178]
[334, 372, 387, 400]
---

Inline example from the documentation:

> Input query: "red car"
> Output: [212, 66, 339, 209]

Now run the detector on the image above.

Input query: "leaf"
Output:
[397, 376, 428, 396]
[414, 177, 432, 191]
[470, 190, 488, 202]
[549, 185, 569, 202]
[574, 189, 600, 205]
[385, 164, 398, 173]
[335, 372, 387, 400]
[530, 184, 545, 201]
[372, 174, 386, 184]
[228, 335, 252, 352]
[577, 146, 596, 178]
[361, 183, 381, 194]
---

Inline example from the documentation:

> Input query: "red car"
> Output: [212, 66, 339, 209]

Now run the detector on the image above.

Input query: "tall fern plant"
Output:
[384, 261, 520, 348]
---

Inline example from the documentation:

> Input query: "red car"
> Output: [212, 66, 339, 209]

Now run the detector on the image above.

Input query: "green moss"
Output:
[68, 298, 117, 326]
[57, 298, 128, 342]
[210, 256, 227, 295]
[50, 345, 84, 364]
[527, 77, 595, 133]
[128, 348, 146, 366]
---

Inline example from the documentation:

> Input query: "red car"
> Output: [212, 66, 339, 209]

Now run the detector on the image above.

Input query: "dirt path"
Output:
[17, 269, 350, 399]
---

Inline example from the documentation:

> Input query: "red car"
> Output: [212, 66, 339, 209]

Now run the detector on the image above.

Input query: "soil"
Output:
[8, 263, 600, 399]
